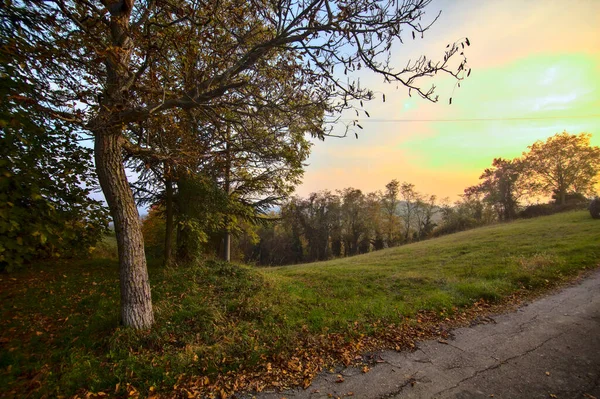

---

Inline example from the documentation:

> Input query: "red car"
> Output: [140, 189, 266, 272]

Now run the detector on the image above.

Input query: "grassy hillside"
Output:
[265, 210, 600, 332]
[1, 211, 598, 398]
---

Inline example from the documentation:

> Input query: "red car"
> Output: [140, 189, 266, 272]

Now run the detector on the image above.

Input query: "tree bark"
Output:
[92, 0, 154, 329]
[95, 131, 154, 329]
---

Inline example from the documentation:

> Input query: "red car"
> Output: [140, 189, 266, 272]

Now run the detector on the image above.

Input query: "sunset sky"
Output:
[296, 0, 600, 202]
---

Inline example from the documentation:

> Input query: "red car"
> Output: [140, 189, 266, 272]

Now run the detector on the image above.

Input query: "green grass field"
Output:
[1, 211, 598, 398]
[265, 210, 600, 331]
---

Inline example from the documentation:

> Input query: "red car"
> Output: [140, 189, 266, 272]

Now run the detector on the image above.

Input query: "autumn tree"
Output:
[140, 205, 168, 259]
[465, 158, 524, 221]
[414, 194, 438, 239]
[132, 23, 323, 264]
[327, 195, 344, 258]
[400, 182, 419, 241]
[522, 132, 600, 205]
[208, 106, 316, 261]
[339, 188, 367, 256]
[364, 192, 385, 251]
[4, 0, 469, 328]
[292, 191, 339, 261]
[436, 193, 493, 236]
[382, 179, 402, 247]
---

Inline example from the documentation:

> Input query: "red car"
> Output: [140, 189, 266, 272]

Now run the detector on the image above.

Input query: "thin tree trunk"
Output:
[176, 222, 184, 259]
[223, 231, 231, 262]
[223, 129, 232, 262]
[95, 131, 154, 329]
[164, 172, 174, 267]
[175, 176, 195, 264]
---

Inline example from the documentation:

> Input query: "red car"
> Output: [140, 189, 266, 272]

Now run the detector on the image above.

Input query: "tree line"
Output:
[179, 131, 597, 266]
[239, 183, 440, 265]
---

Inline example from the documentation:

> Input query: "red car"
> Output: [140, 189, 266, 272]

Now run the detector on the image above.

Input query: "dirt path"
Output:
[247, 269, 600, 399]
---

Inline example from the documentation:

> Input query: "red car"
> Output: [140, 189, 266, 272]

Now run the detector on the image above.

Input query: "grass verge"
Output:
[0, 211, 598, 398]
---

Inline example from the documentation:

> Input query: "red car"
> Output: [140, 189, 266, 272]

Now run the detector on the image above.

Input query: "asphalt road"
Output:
[250, 269, 600, 399]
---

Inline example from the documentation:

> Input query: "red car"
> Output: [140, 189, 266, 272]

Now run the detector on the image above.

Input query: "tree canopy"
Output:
[465, 158, 524, 221]
[0, 62, 109, 271]
[522, 132, 600, 205]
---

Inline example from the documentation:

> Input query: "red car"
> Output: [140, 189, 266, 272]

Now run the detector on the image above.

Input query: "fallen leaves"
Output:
[5, 297, 480, 399]
[0, 259, 550, 399]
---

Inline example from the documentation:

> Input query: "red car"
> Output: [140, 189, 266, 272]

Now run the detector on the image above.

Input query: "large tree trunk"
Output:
[93, 1, 154, 329]
[95, 132, 154, 329]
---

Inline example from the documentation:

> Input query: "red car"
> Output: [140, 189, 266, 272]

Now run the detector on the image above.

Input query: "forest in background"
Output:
[140, 132, 600, 266]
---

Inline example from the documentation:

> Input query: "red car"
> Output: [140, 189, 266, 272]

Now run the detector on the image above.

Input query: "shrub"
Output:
[518, 204, 554, 219]
[519, 201, 588, 219]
